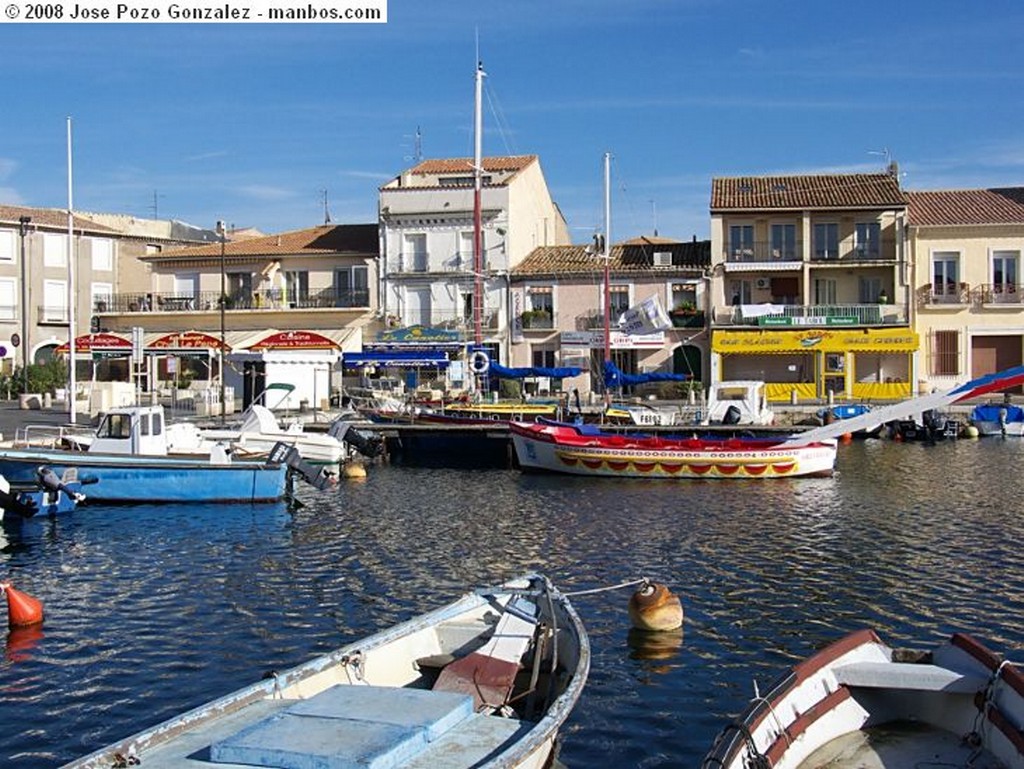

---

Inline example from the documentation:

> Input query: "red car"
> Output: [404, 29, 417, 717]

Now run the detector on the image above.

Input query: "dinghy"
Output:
[702, 628, 1024, 769]
[61, 573, 589, 769]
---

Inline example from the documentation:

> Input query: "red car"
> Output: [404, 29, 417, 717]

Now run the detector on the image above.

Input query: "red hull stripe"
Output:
[764, 687, 852, 765]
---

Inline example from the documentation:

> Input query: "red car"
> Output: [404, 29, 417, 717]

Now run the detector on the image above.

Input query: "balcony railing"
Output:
[519, 310, 555, 330]
[722, 240, 897, 263]
[386, 254, 496, 274]
[577, 310, 631, 332]
[95, 288, 370, 314]
[977, 283, 1024, 306]
[397, 310, 500, 332]
[713, 302, 907, 327]
[917, 283, 971, 306]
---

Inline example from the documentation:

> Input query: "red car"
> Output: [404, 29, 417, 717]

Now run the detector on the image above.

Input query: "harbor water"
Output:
[2, 437, 1024, 767]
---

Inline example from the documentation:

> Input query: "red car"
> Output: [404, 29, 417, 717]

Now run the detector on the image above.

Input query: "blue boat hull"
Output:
[0, 449, 288, 504]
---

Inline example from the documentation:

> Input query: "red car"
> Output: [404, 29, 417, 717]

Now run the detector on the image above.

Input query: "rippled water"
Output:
[2, 438, 1024, 767]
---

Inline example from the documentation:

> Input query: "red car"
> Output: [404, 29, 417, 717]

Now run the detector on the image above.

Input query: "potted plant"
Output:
[670, 302, 704, 328]
[521, 308, 552, 329]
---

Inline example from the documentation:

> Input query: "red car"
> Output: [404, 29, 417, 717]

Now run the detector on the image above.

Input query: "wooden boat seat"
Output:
[834, 661, 989, 693]
[209, 684, 476, 769]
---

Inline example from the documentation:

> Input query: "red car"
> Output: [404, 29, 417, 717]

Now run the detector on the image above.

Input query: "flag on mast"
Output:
[618, 295, 672, 335]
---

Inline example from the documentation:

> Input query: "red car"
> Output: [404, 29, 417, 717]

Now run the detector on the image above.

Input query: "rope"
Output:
[562, 577, 650, 597]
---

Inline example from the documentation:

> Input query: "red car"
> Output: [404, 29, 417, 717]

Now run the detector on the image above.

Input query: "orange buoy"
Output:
[841, 432, 853, 443]
[1, 582, 44, 628]
[628, 581, 683, 632]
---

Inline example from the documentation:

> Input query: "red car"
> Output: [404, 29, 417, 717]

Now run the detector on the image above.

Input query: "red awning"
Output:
[55, 333, 132, 354]
[245, 330, 340, 351]
[148, 330, 228, 351]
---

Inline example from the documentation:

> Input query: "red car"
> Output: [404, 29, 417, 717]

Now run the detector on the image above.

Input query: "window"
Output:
[44, 233, 67, 267]
[92, 282, 113, 312]
[0, 277, 15, 321]
[931, 330, 960, 376]
[90, 237, 113, 271]
[285, 271, 309, 303]
[992, 250, 1019, 292]
[858, 276, 882, 303]
[532, 347, 556, 368]
[671, 283, 697, 311]
[0, 229, 15, 262]
[526, 286, 553, 314]
[728, 225, 754, 259]
[729, 279, 752, 305]
[770, 224, 796, 260]
[458, 232, 474, 268]
[335, 266, 369, 307]
[43, 280, 68, 322]
[227, 272, 253, 302]
[813, 223, 839, 259]
[404, 233, 427, 271]
[854, 222, 881, 259]
[932, 252, 959, 298]
[609, 286, 630, 317]
[812, 278, 837, 305]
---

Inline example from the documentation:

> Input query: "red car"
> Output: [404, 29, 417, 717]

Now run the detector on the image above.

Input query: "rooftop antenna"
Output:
[869, 147, 892, 170]
[320, 189, 332, 224]
[149, 190, 165, 219]
[402, 126, 423, 164]
[650, 199, 658, 237]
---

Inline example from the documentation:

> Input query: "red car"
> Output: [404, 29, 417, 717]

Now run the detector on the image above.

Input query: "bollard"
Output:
[790, 388, 798, 405]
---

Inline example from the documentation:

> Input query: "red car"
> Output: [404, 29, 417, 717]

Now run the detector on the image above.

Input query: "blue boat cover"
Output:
[970, 404, 1024, 422]
[489, 362, 581, 379]
[603, 360, 688, 388]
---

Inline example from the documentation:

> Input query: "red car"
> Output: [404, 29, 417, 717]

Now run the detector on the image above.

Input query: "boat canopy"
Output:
[603, 360, 688, 388]
[970, 403, 1024, 422]
[489, 362, 581, 379]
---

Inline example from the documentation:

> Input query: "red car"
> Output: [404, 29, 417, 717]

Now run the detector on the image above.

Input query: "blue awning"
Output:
[342, 351, 450, 368]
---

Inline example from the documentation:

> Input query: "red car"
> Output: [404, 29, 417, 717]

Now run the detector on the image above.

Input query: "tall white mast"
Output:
[602, 152, 612, 406]
[472, 60, 485, 349]
[67, 116, 78, 424]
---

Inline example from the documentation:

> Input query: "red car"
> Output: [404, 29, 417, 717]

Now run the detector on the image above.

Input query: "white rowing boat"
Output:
[702, 628, 1024, 769]
[62, 574, 590, 769]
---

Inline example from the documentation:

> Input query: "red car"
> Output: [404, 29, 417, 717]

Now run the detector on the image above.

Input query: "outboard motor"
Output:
[268, 442, 333, 491]
[328, 420, 385, 458]
[722, 404, 743, 425]
[0, 482, 37, 519]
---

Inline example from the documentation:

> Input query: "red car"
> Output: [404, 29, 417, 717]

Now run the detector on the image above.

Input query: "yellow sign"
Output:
[713, 328, 918, 354]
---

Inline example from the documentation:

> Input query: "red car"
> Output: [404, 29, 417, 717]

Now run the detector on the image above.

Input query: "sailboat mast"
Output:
[602, 152, 611, 365]
[472, 60, 485, 348]
[67, 116, 78, 425]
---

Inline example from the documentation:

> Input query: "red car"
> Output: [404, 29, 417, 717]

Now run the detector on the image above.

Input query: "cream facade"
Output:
[377, 155, 570, 365]
[708, 173, 915, 402]
[908, 188, 1024, 394]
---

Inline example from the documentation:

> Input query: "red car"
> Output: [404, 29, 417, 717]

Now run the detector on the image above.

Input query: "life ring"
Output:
[469, 351, 490, 374]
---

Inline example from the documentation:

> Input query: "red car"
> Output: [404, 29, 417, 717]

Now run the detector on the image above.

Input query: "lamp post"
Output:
[217, 220, 227, 423]
[18, 216, 31, 394]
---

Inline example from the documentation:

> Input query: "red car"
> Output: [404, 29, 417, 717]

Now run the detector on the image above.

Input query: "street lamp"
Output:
[18, 216, 31, 394]
[217, 220, 227, 424]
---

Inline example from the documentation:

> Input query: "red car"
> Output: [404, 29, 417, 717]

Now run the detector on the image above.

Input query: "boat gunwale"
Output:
[61, 574, 589, 769]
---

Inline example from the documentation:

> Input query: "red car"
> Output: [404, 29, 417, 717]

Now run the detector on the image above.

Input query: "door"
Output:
[242, 361, 267, 409]
[972, 335, 1023, 394]
[405, 287, 432, 327]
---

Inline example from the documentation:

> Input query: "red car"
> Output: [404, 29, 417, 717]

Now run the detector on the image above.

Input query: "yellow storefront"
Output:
[712, 328, 918, 402]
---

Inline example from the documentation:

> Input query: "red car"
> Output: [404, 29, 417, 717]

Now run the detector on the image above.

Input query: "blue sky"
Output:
[2, 0, 1023, 243]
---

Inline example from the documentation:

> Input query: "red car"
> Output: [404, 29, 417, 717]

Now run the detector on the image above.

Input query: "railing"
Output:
[722, 239, 897, 263]
[977, 283, 1024, 306]
[917, 283, 971, 306]
[713, 302, 907, 327]
[577, 310, 631, 331]
[399, 310, 501, 332]
[95, 288, 370, 314]
[519, 311, 555, 330]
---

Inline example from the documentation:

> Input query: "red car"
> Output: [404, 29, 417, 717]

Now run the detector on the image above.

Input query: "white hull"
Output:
[62, 574, 589, 769]
[973, 420, 1024, 437]
[703, 629, 1024, 769]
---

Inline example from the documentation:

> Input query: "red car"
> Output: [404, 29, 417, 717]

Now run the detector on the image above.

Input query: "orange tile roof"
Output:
[907, 188, 1024, 226]
[0, 204, 118, 233]
[148, 223, 378, 260]
[712, 174, 906, 210]
[406, 155, 536, 176]
[512, 241, 710, 278]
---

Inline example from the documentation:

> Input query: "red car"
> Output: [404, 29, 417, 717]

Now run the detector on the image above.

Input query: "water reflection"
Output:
[1, 441, 1023, 767]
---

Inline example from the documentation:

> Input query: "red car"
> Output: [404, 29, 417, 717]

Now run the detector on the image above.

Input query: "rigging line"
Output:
[562, 577, 649, 597]
[484, 82, 517, 157]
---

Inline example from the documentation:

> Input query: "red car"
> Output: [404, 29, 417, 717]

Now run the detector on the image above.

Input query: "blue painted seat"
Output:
[210, 685, 475, 769]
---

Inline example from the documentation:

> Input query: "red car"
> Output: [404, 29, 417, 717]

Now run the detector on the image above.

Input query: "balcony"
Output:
[669, 309, 705, 328]
[722, 240, 898, 264]
[977, 283, 1024, 307]
[386, 253, 500, 275]
[519, 310, 555, 330]
[398, 310, 500, 333]
[95, 288, 370, 315]
[917, 283, 971, 308]
[713, 302, 907, 327]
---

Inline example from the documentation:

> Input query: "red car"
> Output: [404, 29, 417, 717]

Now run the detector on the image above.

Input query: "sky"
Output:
[2, 0, 1023, 244]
